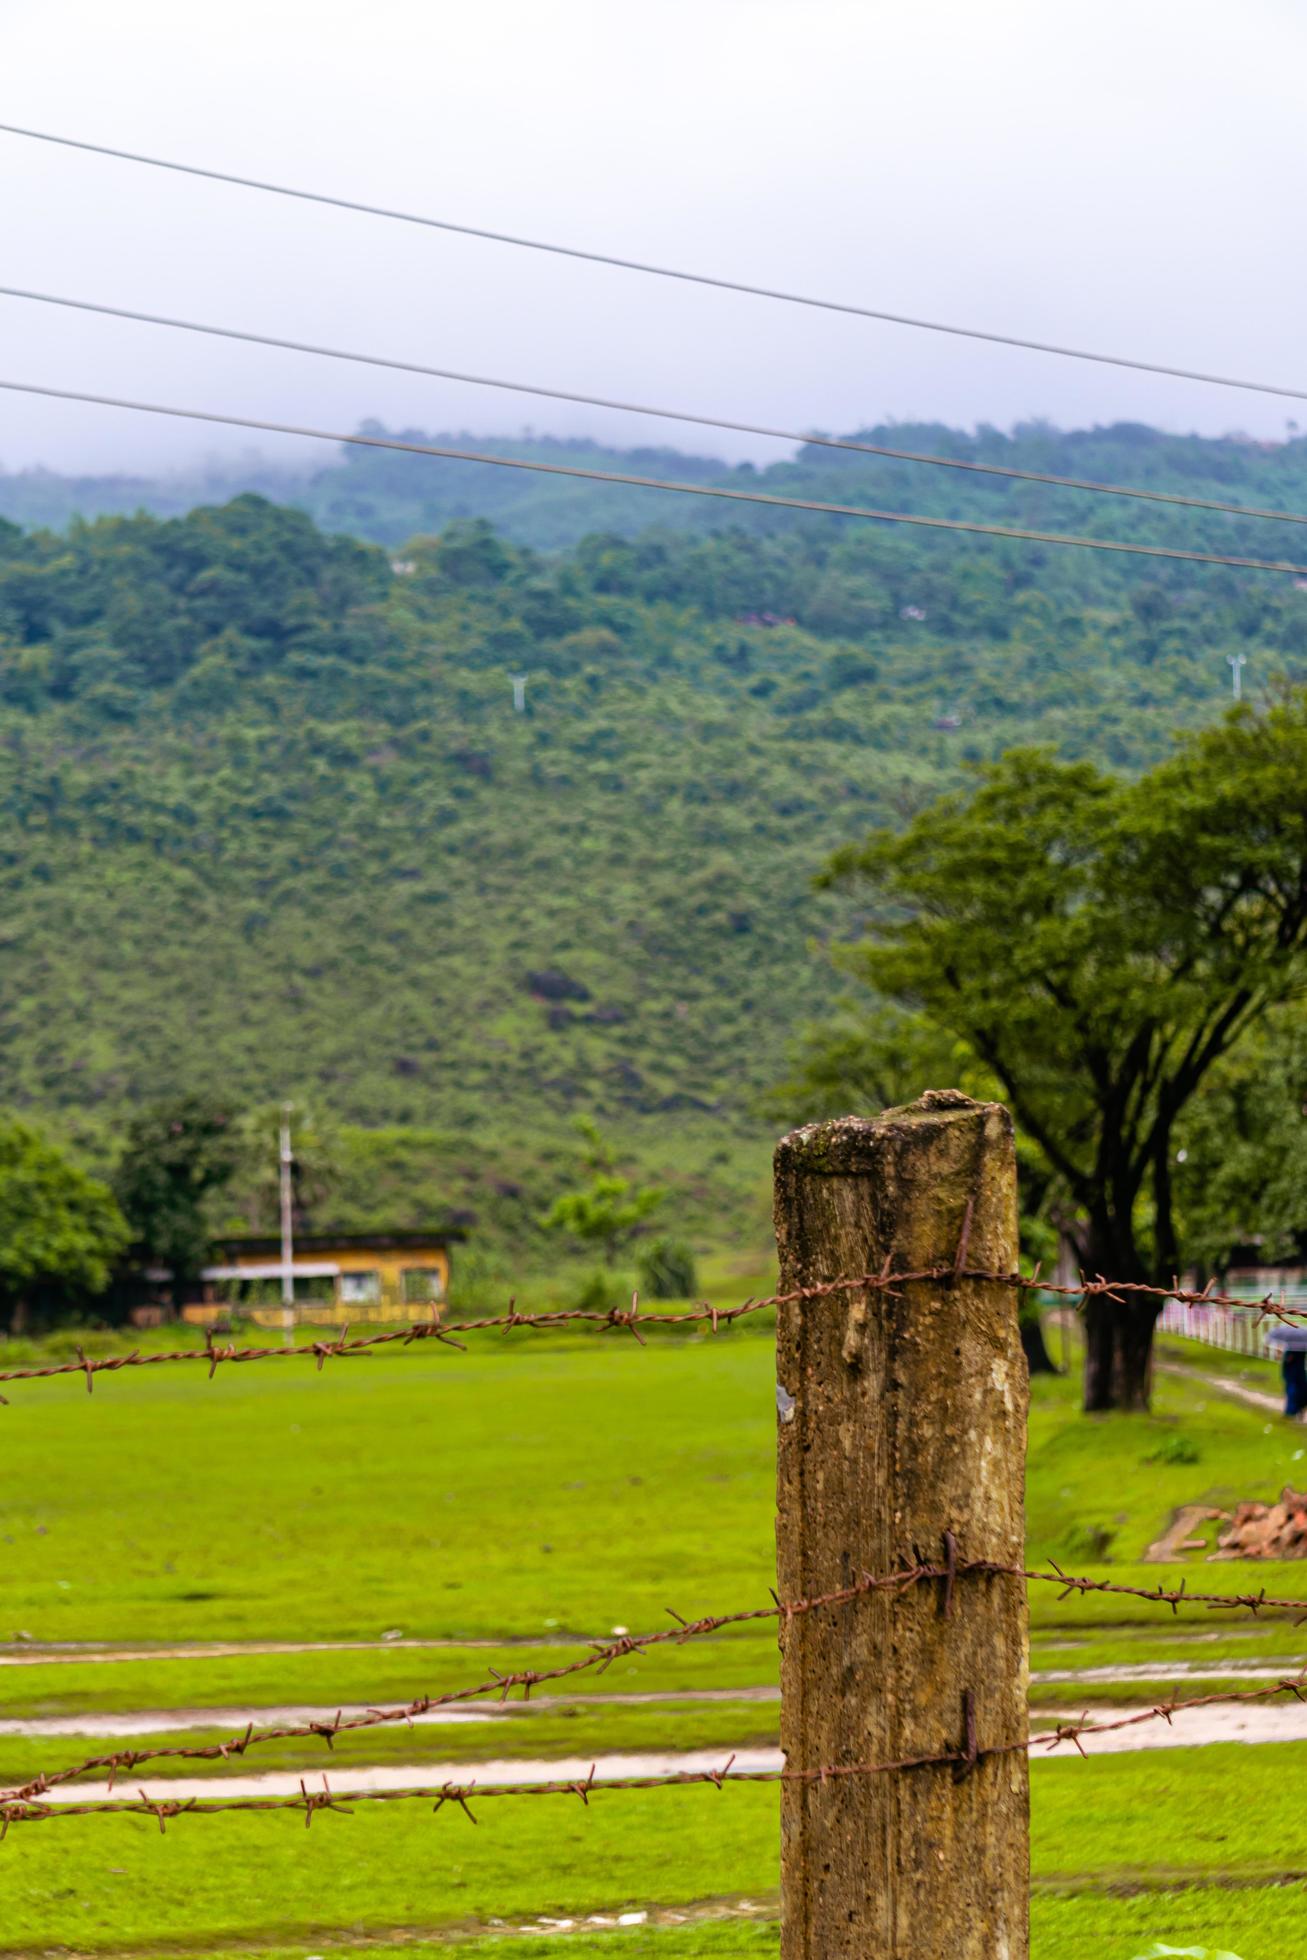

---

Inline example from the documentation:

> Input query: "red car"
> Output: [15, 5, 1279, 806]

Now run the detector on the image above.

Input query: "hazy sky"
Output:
[3, 0, 1305, 478]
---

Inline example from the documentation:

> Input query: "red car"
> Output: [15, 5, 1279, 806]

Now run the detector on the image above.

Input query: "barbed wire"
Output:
[2, 1267, 1303, 1400]
[8, 1664, 1307, 1834]
[8, 1546, 1307, 1807]
[0, 1754, 988, 1834]
[0, 1563, 948, 1804]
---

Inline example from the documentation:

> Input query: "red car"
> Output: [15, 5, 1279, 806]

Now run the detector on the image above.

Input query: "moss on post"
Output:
[774, 1090, 1028, 1960]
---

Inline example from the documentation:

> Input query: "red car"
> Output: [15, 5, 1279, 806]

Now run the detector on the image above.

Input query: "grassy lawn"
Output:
[7, 1311, 1307, 1954]
[0, 1630, 779, 1721]
[3, 1748, 1306, 1956]
[6, 1317, 1307, 1650]
[0, 1329, 777, 1647]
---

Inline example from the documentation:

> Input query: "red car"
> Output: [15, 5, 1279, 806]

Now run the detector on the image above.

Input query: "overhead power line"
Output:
[6, 282, 1307, 533]
[3, 120, 1307, 408]
[5, 374, 1307, 577]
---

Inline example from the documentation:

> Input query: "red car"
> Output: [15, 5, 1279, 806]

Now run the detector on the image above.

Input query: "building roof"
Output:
[214, 1228, 465, 1257]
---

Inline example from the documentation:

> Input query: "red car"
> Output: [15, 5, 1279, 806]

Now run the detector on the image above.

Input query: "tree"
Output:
[0, 1119, 128, 1326]
[1171, 1004, 1307, 1274]
[539, 1119, 664, 1266]
[112, 1097, 243, 1306]
[818, 697, 1307, 1412]
[772, 1003, 1060, 1375]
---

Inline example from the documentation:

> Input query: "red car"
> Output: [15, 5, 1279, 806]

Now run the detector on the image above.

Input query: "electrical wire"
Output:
[6, 282, 1307, 532]
[5, 374, 1307, 576]
[3, 119, 1306, 407]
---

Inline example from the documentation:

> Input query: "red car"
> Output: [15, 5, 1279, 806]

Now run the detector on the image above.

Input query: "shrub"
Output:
[1058, 1521, 1116, 1562]
[572, 1267, 629, 1313]
[1144, 1433, 1202, 1466]
[637, 1237, 698, 1300]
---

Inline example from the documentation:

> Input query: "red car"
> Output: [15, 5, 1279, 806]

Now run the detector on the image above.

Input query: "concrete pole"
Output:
[773, 1090, 1028, 1960]
[279, 1103, 295, 1345]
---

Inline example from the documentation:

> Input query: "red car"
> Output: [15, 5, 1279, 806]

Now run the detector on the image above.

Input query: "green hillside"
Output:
[3, 425, 1307, 1268]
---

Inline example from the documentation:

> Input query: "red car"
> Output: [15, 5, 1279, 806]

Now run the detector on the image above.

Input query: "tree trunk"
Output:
[1020, 1311, 1058, 1375]
[1078, 1211, 1160, 1412]
[1082, 1294, 1158, 1411]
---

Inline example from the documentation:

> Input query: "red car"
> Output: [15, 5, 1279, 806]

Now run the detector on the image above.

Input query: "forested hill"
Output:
[8, 418, 1307, 561]
[2, 434, 1306, 1254]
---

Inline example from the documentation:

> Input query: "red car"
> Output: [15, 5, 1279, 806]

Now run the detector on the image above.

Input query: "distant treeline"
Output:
[8, 417, 1307, 565]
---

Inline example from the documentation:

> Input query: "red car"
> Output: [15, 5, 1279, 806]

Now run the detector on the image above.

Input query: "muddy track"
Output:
[0, 1634, 583, 1669]
[27, 1696, 1307, 1807]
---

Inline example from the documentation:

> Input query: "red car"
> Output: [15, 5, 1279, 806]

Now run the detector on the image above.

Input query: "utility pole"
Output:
[511, 674, 528, 713]
[279, 1103, 295, 1346]
[1228, 652, 1247, 701]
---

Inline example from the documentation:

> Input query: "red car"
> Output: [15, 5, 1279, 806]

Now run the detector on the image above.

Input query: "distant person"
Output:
[1267, 1320, 1307, 1417]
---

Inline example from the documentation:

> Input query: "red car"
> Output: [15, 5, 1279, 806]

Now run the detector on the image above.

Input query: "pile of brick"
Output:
[1214, 1487, 1307, 1559]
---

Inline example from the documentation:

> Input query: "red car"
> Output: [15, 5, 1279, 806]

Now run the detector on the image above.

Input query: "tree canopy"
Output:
[539, 1122, 664, 1268]
[819, 696, 1307, 1410]
[112, 1097, 243, 1302]
[0, 1119, 127, 1320]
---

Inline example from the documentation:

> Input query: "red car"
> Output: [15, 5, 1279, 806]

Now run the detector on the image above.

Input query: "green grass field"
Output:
[4, 1311, 1307, 1957]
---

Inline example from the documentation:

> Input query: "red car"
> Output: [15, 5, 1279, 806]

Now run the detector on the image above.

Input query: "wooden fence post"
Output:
[774, 1090, 1028, 1960]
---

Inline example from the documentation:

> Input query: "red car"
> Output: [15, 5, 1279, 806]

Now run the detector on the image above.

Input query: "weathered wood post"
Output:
[774, 1090, 1028, 1960]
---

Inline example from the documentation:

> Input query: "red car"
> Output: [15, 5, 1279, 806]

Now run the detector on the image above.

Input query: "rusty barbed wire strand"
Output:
[9, 1551, 1307, 1806]
[1, 1267, 1303, 1400]
[0, 1754, 1001, 1834]
[9, 1664, 1307, 1833]
[0, 1561, 952, 1803]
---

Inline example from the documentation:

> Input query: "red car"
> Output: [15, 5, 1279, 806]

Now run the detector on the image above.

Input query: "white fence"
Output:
[1157, 1294, 1297, 1358]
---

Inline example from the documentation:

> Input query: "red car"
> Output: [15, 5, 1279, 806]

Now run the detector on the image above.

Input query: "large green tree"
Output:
[773, 1004, 1061, 1373]
[112, 1097, 243, 1306]
[1171, 1004, 1307, 1274]
[0, 1119, 128, 1326]
[818, 696, 1307, 1411]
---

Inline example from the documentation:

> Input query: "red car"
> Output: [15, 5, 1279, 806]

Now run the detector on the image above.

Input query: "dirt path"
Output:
[1033, 1657, 1306, 1685]
[8, 1666, 1304, 1737]
[1029, 1699, 1307, 1752]
[1156, 1357, 1284, 1416]
[37, 1745, 784, 1805]
[31, 1697, 1307, 1805]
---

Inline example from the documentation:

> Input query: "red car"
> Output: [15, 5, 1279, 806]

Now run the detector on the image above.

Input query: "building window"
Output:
[401, 1266, 445, 1305]
[339, 1270, 382, 1304]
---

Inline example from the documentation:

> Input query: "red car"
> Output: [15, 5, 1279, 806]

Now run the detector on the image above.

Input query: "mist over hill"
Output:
[7, 417, 1307, 557]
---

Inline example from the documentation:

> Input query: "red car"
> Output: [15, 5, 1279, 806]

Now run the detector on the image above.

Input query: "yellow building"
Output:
[182, 1230, 463, 1329]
